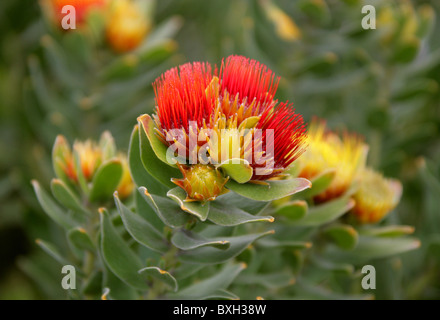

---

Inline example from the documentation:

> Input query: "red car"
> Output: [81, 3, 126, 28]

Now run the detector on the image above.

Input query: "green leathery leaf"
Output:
[293, 197, 355, 227]
[114, 192, 168, 253]
[67, 228, 95, 252]
[135, 189, 165, 232]
[274, 200, 308, 222]
[217, 158, 253, 184]
[358, 225, 415, 238]
[257, 238, 312, 250]
[323, 224, 359, 250]
[167, 187, 210, 221]
[346, 236, 421, 260]
[215, 192, 269, 214]
[73, 148, 90, 195]
[138, 114, 177, 168]
[52, 135, 74, 187]
[35, 239, 71, 267]
[99, 131, 117, 161]
[89, 159, 123, 202]
[311, 255, 354, 274]
[99, 208, 149, 290]
[293, 169, 336, 199]
[32, 180, 77, 230]
[137, 117, 180, 189]
[128, 125, 167, 195]
[226, 177, 311, 201]
[138, 267, 178, 292]
[171, 229, 230, 250]
[50, 179, 87, 215]
[208, 200, 274, 226]
[199, 289, 239, 300]
[179, 230, 274, 264]
[236, 272, 295, 289]
[139, 187, 192, 228]
[170, 263, 246, 299]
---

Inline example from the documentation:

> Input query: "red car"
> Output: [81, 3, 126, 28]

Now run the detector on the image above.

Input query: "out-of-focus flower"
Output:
[142, 55, 307, 201]
[42, 0, 109, 28]
[73, 140, 103, 181]
[297, 119, 367, 202]
[53, 133, 134, 199]
[351, 168, 402, 224]
[106, 0, 150, 52]
[262, 0, 301, 41]
[116, 154, 135, 199]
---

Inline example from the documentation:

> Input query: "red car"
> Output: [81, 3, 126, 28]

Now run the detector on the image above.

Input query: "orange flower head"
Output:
[45, 0, 109, 27]
[352, 168, 402, 224]
[148, 55, 307, 201]
[106, 0, 150, 52]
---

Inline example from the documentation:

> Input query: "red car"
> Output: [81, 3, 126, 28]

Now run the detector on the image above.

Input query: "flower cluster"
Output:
[42, 0, 150, 52]
[295, 119, 402, 224]
[140, 55, 307, 201]
[53, 132, 134, 199]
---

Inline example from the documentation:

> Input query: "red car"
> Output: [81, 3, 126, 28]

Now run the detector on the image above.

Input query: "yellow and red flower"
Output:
[106, 0, 150, 53]
[43, 0, 109, 28]
[297, 118, 367, 202]
[351, 168, 402, 224]
[146, 55, 307, 201]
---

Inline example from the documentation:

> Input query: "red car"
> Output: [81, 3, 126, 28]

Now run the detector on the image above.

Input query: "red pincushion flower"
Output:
[147, 55, 306, 201]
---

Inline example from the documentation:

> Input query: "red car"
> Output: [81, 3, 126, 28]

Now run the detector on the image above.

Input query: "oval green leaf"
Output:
[89, 159, 123, 202]
[226, 178, 311, 201]
[171, 229, 230, 251]
[99, 208, 149, 290]
[138, 267, 178, 292]
[114, 192, 168, 253]
[167, 187, 210, 221]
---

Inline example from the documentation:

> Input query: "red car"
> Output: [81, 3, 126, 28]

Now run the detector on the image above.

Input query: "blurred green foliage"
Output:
[1, 0, 440, 299]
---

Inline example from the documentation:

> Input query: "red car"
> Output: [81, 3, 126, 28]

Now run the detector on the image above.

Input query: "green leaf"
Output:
[217, 158, 253, 184]
[274, 200, 308, 222]
[199, 289, 239, 300]
[138, 267, 178, 292]
[346, 236, 421, 260]
[114, 193, 168, 253]
[89, 159, 123, 202]
[32, 180, 77, 230]
[138, 116, 181, 188]
[257, 238, 312, 250]
[215, 192, 269, 215]
[171, 229, 230, 250]
[179, 231, 274, 265]
[323, 224, 359, 250]
[135, 189, 165, 231]
[35, 239, 71, 267]
[167, 187, 210, 221]
[226, 178, 311, 201]
[293, 169, 336, 199]
[51, 179, 87, 215]
[208, 200, 274, 226]
[311, 255, 354, 274]
[293, 197, 355, 227]
[73, 148, 90, 195]
[138, 114, 177, 167]
[67, 228, 95, 252]
[236, 272, 295, 289]
[99, 208, 149, 290]
[99, 131, 117, 161]
[139, 187, 192, 228]
[128, 125, 167, 195]
[171, 263, 245, 299]
[52, 135, 74, 187]
[358, 225, 415, 238]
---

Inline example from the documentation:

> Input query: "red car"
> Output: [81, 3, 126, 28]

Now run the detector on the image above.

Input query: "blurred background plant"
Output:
[0, 0, 439, 299]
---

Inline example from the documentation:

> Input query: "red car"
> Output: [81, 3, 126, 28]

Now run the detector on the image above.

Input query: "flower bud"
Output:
[351, 168, 402, 224]
[106, 0, 150, 52]
[172, 164, 229, 202]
